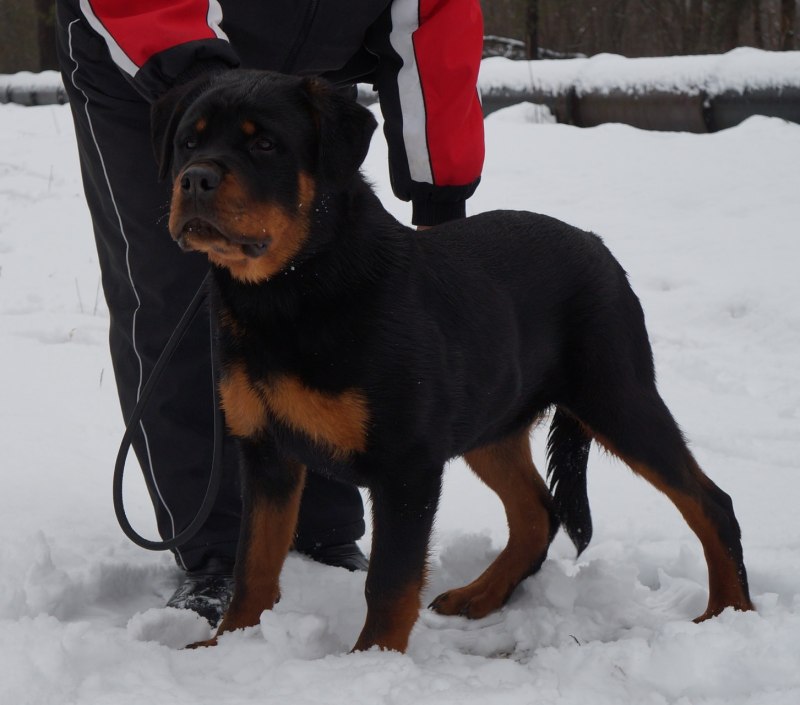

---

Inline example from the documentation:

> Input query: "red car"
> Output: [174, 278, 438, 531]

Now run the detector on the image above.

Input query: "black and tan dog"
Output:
[153, 70, 753, 652]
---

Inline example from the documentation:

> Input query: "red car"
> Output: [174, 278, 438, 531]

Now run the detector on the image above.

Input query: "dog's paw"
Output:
[693, 598, 755, 624]
[428, 586, 503, 620]
[184, 636, 218, 649]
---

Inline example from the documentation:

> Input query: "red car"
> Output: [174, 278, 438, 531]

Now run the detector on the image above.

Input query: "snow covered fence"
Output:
[480, 48, 800, 131]
[0, 70, 68, 106]
[3, 49, 800, 132]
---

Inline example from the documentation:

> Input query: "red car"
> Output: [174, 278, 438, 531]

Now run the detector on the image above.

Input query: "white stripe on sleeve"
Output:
[389, 0, 433, 185]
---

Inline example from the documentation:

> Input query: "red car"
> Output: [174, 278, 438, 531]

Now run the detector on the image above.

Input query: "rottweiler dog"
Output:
[153, 70, 753, 652]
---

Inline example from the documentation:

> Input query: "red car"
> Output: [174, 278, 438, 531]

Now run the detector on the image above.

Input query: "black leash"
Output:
[113, 270, 225, 551]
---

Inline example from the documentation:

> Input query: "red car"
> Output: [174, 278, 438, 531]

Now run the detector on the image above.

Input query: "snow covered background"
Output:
[1, 73, 800, 703]
[479, 46, 800, 96]
[4, 48, 800, 103]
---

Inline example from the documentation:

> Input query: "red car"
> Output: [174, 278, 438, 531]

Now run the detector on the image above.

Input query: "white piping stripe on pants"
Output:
[67, 18, 187, 569]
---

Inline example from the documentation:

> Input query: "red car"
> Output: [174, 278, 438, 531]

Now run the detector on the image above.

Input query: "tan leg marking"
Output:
[216, 463, 307, 638]
[592, 431, 754, 621]
[353, 576, 424, 653]
[431, 429, 553, 619]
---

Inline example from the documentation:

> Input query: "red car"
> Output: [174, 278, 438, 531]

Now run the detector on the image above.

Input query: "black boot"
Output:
[299, 542, 369, 572]
[166, 557, 234, 627]
[165, 544, 367, 625]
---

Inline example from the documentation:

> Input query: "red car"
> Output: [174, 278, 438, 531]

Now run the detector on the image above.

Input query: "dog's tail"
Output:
[546, 408, 593, 555]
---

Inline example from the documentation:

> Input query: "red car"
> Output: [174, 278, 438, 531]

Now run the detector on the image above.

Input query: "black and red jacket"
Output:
[79, 0, 485, 225]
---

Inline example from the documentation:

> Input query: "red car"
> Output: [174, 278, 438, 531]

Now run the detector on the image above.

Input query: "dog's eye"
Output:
[185, 138, 198, 150]
[253, 138, 275, 152]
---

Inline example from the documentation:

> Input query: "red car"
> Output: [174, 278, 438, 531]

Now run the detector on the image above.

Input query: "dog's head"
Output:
[152, 70, 377, 283]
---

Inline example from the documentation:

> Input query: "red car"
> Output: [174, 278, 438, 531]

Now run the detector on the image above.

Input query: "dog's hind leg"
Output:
[573, 388, 753, 621]
[353, 469, 442, 653]
[429, 428, 558, 619]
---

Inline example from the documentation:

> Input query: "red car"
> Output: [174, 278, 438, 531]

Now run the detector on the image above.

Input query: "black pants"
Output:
[56, 2, 365, 572]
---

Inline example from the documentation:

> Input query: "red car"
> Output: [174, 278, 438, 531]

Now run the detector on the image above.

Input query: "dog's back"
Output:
[373, 209, 649, 462]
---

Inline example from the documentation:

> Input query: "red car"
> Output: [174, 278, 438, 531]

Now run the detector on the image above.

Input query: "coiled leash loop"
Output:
[113, 270, 225, 550]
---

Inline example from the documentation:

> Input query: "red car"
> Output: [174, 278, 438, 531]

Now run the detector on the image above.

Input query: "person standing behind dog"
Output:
[55, 0, 485, 625]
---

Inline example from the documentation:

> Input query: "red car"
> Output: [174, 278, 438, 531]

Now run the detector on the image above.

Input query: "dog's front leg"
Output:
[353, 470, 442, 653]
[196, 441, 306, 647]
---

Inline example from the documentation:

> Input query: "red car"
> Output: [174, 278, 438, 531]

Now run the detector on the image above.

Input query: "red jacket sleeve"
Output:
[80, 0, 239, 100]
[370, 0, 485, 225]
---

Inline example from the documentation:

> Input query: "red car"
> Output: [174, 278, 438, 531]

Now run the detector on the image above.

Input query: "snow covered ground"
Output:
[1, 94, 799, 705]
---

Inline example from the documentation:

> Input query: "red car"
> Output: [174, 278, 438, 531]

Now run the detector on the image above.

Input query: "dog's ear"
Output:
[151, 75, 216, 181]
[302, 78, 378, 187]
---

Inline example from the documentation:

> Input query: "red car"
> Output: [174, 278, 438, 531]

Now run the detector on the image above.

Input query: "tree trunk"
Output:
[0, 0, 40, 72]
[781, 0, 797, 50]
[751, 0, 764, 49]
[525, 0, 539, 59]
[712, 0, 747, 50]
[37, 0, 58, 70]
[685, 0, 704, 54]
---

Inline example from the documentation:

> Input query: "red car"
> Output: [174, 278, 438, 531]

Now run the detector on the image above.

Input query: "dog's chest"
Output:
[218, 360, 369, 460]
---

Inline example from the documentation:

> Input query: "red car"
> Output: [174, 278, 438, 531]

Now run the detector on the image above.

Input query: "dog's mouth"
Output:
[176, 217, 271, 260]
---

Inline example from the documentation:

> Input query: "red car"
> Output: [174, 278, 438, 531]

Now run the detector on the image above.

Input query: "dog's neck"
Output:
[211, 175, 409, 322]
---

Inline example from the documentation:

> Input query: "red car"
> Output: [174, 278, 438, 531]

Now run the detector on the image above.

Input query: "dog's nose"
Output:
[180, 164, 221, 196]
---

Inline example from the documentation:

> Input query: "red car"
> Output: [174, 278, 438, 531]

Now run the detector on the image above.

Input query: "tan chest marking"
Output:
[218, 363, 269, 438]
[259, 376, 369, 459]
